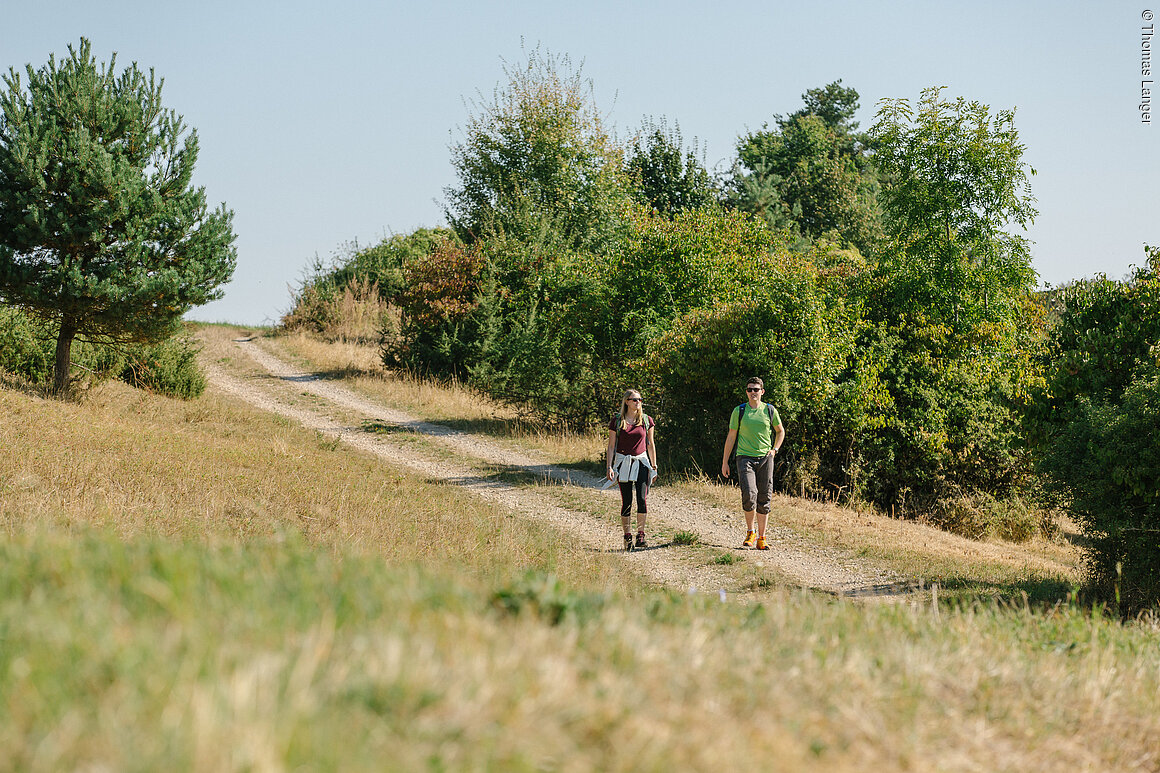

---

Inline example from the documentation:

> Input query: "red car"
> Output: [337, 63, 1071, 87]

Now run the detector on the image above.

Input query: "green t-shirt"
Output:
[729, 402, 781, 457]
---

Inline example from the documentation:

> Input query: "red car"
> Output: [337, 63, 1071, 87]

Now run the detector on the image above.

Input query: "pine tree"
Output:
[0, 38, 236, 394]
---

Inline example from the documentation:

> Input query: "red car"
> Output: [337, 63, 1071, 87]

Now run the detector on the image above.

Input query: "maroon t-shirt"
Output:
[610, 415, 651, 456]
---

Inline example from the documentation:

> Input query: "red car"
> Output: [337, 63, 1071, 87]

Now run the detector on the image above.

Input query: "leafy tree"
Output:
[0, 38, 236, 394]
[865, 87, 1044, 512]
[730, 81, 882, 254]
[626, 120, 715, 215]
[721, 157, 799, 238]
[785, 80, 862, 139]
[871, 87, 1038, 335]
[444, 46, 628, 253]
[418, 46, 634, 421]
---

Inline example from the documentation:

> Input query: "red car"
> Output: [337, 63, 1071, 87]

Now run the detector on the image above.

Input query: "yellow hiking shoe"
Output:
[756, 537, 769, 550]
[742, 531, 756, 548]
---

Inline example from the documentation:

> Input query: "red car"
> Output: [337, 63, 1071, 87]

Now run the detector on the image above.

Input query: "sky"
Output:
[3, 0, 1158, 326]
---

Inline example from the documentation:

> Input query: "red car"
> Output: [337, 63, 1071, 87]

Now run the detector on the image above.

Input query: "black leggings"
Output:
[618, 470, 649, 521]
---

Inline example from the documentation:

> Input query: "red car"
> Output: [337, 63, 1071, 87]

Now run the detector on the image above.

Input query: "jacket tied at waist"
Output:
[601, 451, 656, 489]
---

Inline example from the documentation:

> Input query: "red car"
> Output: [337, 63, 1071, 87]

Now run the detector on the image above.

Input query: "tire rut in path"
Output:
[208, 337, 913, 600]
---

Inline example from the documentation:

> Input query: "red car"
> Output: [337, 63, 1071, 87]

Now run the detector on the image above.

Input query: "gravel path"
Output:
[204, 337, 911, 600]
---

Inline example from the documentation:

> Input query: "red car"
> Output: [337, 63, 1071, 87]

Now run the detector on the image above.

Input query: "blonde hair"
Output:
[618, 390, 647, 432]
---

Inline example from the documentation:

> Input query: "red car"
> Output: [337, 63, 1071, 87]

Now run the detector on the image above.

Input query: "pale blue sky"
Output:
[3, 1, 1157, 325]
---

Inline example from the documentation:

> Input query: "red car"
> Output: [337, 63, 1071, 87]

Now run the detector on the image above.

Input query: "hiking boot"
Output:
[624, 533, 634, 552]
[635, 530, 648, 549]
[742, 530, 757, 548]
[756, 537, 769, 550]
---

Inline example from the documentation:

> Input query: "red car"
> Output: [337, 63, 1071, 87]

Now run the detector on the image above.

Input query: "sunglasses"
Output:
[746, 387, 762, 392]
[626, 397, 642, 402]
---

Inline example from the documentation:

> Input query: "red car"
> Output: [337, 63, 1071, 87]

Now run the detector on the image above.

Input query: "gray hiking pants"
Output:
[737, 453, 774, 514]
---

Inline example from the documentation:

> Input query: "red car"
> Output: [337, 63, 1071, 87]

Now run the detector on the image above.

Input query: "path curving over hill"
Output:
[202, 334, 912, 600]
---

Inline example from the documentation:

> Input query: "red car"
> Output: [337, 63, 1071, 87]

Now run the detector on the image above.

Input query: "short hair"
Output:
[746, 377, 764, 388]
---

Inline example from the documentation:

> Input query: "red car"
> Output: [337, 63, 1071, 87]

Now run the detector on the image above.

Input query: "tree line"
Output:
[292, 50, 1039, 524]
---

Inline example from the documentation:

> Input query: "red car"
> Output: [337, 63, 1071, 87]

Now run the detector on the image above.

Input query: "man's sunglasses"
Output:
[746, 387, 762, 392]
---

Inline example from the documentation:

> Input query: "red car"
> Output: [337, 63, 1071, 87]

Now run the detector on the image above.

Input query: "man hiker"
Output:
[720, 377, 785, 550]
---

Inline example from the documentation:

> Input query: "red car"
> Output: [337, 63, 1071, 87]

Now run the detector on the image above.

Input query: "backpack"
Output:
[616, 414, 652, 434]
[735, 402, 776, 429]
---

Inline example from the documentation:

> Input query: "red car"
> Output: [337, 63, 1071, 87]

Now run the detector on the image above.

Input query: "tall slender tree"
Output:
[863, 87, 1043, 510]
[871, 86, 1038, 338]
[0, 39, 236, 394]
[444, 45, 627, 254]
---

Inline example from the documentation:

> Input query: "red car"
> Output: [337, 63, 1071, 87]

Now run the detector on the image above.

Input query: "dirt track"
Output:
[203, 334, 912, 600]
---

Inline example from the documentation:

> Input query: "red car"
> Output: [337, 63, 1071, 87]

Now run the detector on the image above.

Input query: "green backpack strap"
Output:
[620, 414, 652, 434]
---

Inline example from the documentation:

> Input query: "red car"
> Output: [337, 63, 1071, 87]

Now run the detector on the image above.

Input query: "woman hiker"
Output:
[720, 376, 785, 550]
[606, 389, 657, 551]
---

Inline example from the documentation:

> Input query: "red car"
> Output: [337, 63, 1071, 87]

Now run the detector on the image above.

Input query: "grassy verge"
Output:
[1, 527, 1157, 772]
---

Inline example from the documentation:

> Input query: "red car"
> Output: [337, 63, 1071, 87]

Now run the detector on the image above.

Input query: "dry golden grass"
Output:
[0, 370, 631, 592]
[278, 277, 388, 344]
[667, 476, 1085, 604]
[260, 327, 601, 463]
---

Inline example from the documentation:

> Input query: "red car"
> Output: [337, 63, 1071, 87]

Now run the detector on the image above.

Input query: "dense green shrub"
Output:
[384, 230, 617, 423]
[639, 241, 881, 494]
[385, 207, 794, 426]
[118, 332, 207, 399]
[0, 305, 205, 398]
[0, 305, 52, 382]
[282, 230, 449, 340]
[1035, 265, 1160, 424]
[860, 315, 1046, 516]
[1035, 255, 1160, 612]
[609, 207, 784, 338]
[382, 239, 488, 376]
[1039, 369, 1160, 614]
[0, 306, 123, 387]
